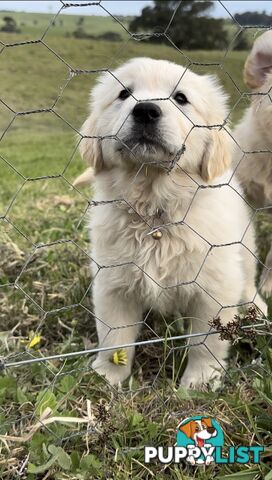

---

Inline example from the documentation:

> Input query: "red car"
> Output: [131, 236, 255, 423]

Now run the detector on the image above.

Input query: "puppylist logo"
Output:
[145, 416, 263, 466]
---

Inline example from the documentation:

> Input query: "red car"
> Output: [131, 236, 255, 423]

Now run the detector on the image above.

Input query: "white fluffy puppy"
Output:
[77, 57, 266, 387]
[233, 31, 272, 295]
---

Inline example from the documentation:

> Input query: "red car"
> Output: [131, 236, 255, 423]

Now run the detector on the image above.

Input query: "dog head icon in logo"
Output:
[144, 415, 263, 465]
[176, 416, 224, 465]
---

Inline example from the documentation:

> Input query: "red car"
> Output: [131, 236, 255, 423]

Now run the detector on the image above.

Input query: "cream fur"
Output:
[79, 58, 266, 387]
[233, 31, 272, 295]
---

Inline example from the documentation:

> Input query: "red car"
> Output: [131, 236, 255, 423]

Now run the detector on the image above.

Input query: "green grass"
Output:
[0, 18, 272, 480]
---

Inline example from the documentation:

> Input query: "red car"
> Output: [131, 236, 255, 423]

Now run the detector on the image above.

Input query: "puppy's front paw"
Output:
[92, 356, 131, 386]
[180, 364, 222, 391]
[254, 292, 268, 316]
[187, 455, 195, 465]
[205, 455, 214, 465]
[259, 272, 272, 299]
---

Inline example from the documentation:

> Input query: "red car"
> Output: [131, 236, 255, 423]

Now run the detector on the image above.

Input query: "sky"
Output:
[0, 1, 271, 18]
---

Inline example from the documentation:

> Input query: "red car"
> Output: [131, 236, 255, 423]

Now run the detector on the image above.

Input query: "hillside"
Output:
[0, 9, 130, 39]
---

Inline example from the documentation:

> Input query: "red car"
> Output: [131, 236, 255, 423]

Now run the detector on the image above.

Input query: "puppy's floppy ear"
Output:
[79, 112, 103, 172]
[73, 111, 103, 187]
[179, 421, 193, 439]
[200, 127, 231, 183]
[72, 166, 95, 188]
[201, 417, 212, 428]
[244, 31, 272, 89]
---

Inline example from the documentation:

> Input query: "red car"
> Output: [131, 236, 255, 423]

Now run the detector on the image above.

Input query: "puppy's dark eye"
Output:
[119, 88, 132, 100]
[174, 92, 188, 105]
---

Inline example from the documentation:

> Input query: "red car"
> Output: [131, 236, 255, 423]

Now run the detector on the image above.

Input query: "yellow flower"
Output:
[112, 349, 128, 366]
[28, 334, 41, 349]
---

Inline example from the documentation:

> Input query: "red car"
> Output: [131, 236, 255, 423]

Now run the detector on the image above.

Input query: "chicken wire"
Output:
[0, 0, 272, 478]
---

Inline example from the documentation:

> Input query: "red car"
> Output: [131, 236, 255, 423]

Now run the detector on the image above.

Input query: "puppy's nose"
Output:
[132, 102, 162, 124]
[207, 427, 215, 434]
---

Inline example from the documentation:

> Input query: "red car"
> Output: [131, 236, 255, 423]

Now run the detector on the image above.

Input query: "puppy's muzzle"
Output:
[132, 102, 162, 124]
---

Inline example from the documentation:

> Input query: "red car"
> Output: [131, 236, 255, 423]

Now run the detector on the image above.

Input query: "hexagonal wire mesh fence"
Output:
[0, 0, 272, 477]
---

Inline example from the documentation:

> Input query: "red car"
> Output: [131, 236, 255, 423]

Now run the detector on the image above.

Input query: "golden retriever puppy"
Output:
[233, 31, 272, 295]
[77, 57, 266, 387]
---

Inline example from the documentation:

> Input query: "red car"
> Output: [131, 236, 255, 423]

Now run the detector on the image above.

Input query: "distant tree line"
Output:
[71, 16, 122, 41]
[129, 0, 248, 50]
[0, 13, 122, 41]
[2, 5, 271, 49]
[234, 11, 272, 26]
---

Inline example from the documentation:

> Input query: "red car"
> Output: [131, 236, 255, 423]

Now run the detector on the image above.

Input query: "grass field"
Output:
[0, 9, 272, 480]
